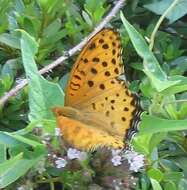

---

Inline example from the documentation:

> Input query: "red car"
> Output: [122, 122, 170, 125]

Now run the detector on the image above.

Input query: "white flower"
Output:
[52, 154, 57, 158]
[17, 186, 25, 190]
[55, 158, 67, 168]
[67, 148, 80, 159]
[55, 128, 61, 136]
[67, 148, 87, 161]
[111, 155, 122, 166]
[112, 149, 122, 156]
[129, 161, 143, 172]
[124, 150, 144, 172]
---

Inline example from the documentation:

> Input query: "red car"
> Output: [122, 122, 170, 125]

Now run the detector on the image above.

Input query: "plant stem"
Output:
[149, 0, 180, 51]
[163, 99, 187, 106]
[36, 177, 60, 184]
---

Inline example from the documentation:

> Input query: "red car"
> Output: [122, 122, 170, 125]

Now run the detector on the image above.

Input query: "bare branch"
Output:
[0, 0, 126, 106]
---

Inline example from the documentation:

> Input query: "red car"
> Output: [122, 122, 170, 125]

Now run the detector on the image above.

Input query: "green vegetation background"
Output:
[0, 0, 187, 189]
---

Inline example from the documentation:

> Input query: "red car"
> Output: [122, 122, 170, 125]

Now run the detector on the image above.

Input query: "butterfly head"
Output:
[52, 106, 64, 117]
[52, 106, 82, 118]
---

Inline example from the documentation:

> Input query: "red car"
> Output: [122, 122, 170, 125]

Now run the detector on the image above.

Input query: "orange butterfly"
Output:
[53, 29, 140, 151]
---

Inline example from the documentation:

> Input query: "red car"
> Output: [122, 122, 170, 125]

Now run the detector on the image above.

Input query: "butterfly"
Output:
[53, 29, 140, 151]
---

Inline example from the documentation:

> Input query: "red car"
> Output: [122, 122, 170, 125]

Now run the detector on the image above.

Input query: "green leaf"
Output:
[0, 144, 6, 163]
[23, 17, 36, 37]
[0, 74, 13, 91]
[82, 10, 93, 27]
[43, 19, 61, 37]
[0, 131, 44, 149]
[178, 179, 187, 190]
[0, 132, 26, 147]
[8, 14, 18, 31]
[132, 134, 152, 155]
[133, 132, 166, 156]
[84, 0, 107, 24]
[3, 132, 44, 147]
[0, 33, 20, 49]
[139, 175, 150, 190]
[149, 133, 167, 155]
[41, 29, 67, 46]
[14, 119, 56, 136]
[14, 0, 25, 14]
[120, 12, 180, 92]
[148, 168, 164, 182]
[173, 157, 187, 176]
[164, 181, 177, 190]
[164, 172, 184, 183]
[162, 75, 187, 95]
[170, 56, 187, 75]
[150, 178, 163, 190]
[139, 114, 187, 134]
[0, 147, 45, 188]
[19, 30, 64, 121]
[0, 153, 23, 188]
[144, 0, 187, 24]
[140, 78, 156, 97]
[1, 59, 19, 79]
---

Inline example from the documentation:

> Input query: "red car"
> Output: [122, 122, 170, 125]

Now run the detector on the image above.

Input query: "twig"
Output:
[0, 0, 126, 106]
[149, 0, 180, 51]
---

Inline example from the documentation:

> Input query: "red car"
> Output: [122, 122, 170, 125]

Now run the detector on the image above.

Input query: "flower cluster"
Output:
[111, 149, 144, 172]
[124, 150, 144, 172]
[54, 148, 87, 169]
[111, 149, 122, 166]
[67, 148, 87, 161]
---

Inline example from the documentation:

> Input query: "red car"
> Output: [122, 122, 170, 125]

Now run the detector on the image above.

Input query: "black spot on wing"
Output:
[88, 80, 94, 87]
[102, 44, 109, 49]
[91, 68, 98, 74]
[102, 61, 108, 67]
[99, 84, 105, 90]
[89, 43, 96, 50]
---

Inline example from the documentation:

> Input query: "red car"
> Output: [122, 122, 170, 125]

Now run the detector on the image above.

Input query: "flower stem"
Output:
[149, 0, 180, 51]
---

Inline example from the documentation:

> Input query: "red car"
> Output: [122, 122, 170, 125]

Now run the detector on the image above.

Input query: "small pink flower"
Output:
[111, 149, 122, 156]
[55, 158, 67, 168]
[111, 155, 122, 166]
[67, 148, 87, 161]
[124, 150, 144, 172]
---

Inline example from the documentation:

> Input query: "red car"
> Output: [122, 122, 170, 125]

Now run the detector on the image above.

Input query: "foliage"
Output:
[0, 0, 187, 189]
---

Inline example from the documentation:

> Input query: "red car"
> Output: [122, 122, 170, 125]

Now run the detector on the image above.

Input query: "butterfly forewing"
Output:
[65, 29, 123, 106]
